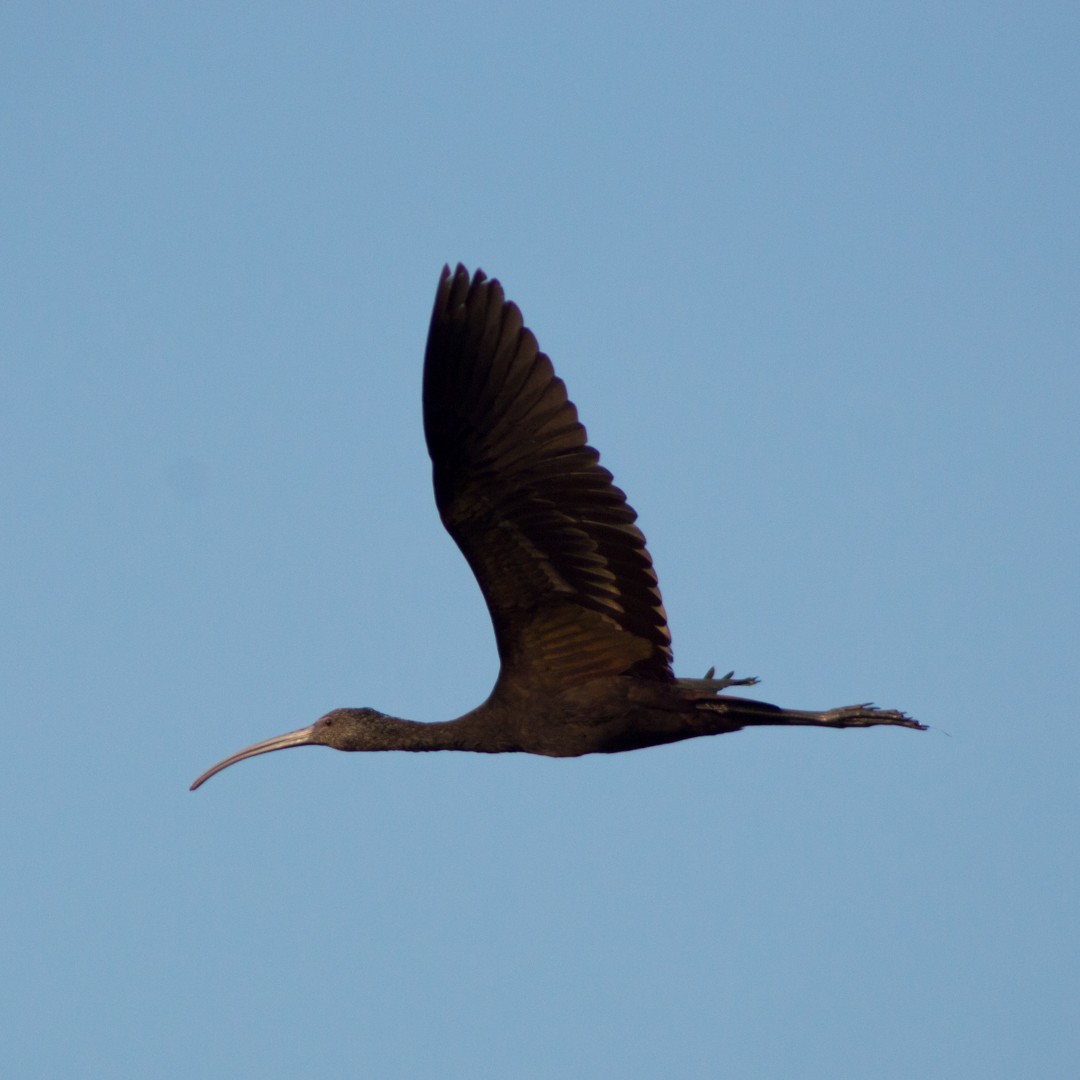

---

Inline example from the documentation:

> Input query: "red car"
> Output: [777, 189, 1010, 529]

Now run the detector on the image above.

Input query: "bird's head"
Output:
[309, 707, 394, 750]
[189, 707, 390, 790]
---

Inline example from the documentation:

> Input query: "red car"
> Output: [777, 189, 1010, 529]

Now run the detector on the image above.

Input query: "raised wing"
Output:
[422, 264, 672, 689]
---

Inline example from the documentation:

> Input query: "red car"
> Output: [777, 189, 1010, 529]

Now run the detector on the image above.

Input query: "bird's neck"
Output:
[342, 709, 519, 754]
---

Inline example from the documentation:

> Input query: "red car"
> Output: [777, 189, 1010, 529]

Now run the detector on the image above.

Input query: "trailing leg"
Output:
[695, 694, 925, 732]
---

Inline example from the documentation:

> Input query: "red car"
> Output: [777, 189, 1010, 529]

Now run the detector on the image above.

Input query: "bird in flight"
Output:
[191, 265, 922, 790]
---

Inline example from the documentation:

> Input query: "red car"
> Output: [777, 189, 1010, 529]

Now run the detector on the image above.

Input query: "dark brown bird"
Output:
[191, 265, 922, 791]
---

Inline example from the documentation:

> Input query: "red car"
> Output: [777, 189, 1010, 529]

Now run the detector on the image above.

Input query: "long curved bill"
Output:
[190, 723, 318, 791]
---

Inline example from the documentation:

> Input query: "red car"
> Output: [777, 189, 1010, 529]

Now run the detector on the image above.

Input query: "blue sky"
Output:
[3, 3, 1077, 1077]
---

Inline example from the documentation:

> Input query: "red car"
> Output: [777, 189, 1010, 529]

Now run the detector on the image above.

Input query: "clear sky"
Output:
[3, 4, 1077, 1077]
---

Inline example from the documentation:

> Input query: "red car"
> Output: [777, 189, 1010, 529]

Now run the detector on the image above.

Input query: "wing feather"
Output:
[422, 264, 673, 687]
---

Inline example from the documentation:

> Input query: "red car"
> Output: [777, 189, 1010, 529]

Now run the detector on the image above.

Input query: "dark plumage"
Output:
[191, 265, 922, 791]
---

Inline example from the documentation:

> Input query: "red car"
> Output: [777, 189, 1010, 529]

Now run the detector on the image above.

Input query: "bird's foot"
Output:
[821, 703, 926, 730]
[702, 666, 760, 690]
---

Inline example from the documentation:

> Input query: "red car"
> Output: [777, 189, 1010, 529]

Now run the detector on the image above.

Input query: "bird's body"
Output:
[317, 677, 727, 759]
[191, 265, 922, 791]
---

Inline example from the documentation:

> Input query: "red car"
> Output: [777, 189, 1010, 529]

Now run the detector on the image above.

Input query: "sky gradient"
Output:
[3, 4, 1078, 1077]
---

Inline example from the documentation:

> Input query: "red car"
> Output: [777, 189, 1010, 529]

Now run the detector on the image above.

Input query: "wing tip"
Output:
[440, 263, 489, 286]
